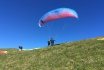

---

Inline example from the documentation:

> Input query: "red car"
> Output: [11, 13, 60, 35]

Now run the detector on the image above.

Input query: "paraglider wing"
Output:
[0, 51, 7, 54]
[38, 8, 78, 27]
[0, 51, 4, 54]
[4, 51, 7, 54]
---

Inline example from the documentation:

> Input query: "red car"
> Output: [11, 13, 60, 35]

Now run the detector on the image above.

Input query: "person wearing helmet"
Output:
[50, 38, 55, 46]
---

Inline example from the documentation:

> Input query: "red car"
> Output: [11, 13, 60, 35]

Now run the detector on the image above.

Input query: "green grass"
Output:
[0, 36, 104, 70]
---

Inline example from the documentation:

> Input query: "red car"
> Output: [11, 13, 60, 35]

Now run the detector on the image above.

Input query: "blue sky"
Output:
[0, 0, 104, 49]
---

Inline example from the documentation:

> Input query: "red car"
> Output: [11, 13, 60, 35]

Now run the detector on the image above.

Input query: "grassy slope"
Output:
[0, 37, 104, 70]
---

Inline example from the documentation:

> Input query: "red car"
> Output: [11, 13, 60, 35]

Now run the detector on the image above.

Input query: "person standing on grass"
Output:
[50, 38, 55, 46]
[19, 46, 23, 51]
[47, 41, 50, 46]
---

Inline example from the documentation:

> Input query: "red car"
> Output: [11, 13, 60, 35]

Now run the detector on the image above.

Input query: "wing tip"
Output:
[39, 23, 41, 27]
